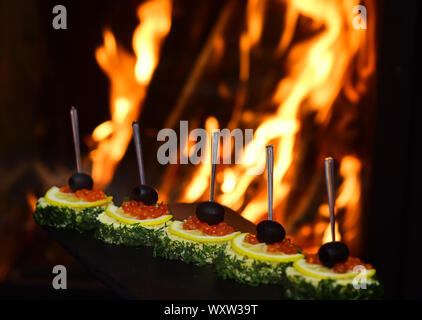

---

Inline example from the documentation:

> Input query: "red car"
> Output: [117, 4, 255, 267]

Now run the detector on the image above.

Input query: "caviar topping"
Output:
[59, 186, 107, 202]
[305, 253, 373, 274]
[121, 200, 169, 220]
[244, 233, 299, 254]
[183, 216, 235, 237]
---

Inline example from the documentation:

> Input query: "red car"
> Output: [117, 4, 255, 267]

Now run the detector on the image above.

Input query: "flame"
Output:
[221, 168, 236, 193]
[180, 117, 219, 202]
[177, 0, 375, 251]
[338, 155, 362, 248]
[26, 191, 37, 212]
[85, 0, 375, 253]
[91, 0, 172, 188]
[322, 222, 341, 244]
[134, 0, 172, 84]
[240, 0, 266, 81]
[228, 0, 372, 223]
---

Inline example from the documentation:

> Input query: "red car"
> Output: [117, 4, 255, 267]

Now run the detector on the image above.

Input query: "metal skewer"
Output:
[324, 157, 336, 242]
[266, 145, 274, 220]
[132, 121, 146, 185]
[209, 131, 219, 202]
[70, 106, 82, 173]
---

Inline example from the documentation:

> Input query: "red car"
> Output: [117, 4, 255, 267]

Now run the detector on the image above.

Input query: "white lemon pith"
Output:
[105, 204, 172, 226]
[293, 258, 376, 280]
[167, 221, 239, 243]
[44, 186, 112, 208]
[230, 233, 304, 263]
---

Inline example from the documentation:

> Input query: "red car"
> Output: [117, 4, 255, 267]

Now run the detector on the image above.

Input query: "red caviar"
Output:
[75, 189, 107, 202]
[244, 233, 299, 254]
[305, 253, 322, 265]
[183, 216, 235, 236]
[244, 233, 259, 245]
[59, 185, 73, 193]
[122, 200, 169, 220]
[59, 186, 107, 202]
[267, 238, 299, 254]
[305, 253, 373, 274]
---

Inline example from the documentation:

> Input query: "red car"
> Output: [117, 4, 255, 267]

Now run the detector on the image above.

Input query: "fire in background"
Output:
[89, 0, 376, 255]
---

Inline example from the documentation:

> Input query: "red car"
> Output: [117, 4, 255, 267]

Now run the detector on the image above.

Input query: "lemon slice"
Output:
[106, 204, 172, 226]
[231, 233, 304, 263]
[45, 186, 112, 208]
[293, 258, 376, 280]
[168, 220, 239, 243]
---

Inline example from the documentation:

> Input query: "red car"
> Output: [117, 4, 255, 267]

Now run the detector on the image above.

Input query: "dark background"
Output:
[0, 0, 421, 299]
[367, 0, 422, 300]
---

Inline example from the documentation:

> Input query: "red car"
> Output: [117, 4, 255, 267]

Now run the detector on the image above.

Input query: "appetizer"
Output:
[283, 242, 382, 299]
[215, 219, 303, 286]
[34, 176, 112, 232]
[95, 122, 172, 246]
[282, 157, 382, 299]
[215, 145, 302, 286]
[153, 132, 239, 266]
[34, 107, 112, 231]
[153, 201, 240, 266]
[95, 185, 172, 246]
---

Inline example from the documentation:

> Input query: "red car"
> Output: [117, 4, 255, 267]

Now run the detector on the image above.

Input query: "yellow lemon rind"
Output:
[44, 186, 112, 208]
[168, 221, 239, 243]
[230, 233, 304, 263]
[293, 258, 376, 280]
[106, 204, 173, 226]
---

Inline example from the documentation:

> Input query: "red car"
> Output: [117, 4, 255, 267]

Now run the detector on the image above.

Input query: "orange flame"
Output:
[26, 191, 37, 212]
[91, 0, 172, 188]
[338, 155, 362, 249]
[181, 117, 219, 202]
[240, 0, 266, 81]
[179, 0, 375, 249]
[322, 221, 341, 244]
[86, 0, 375, 253]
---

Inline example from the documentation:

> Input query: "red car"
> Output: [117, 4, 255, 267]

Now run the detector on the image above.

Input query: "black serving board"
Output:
[41, 203, 286, 300]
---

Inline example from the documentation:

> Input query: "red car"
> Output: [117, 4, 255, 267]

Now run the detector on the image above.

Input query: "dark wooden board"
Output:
[41, 203, 286, 300]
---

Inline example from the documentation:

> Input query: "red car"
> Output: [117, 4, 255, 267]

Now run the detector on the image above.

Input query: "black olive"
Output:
[68, 173, 94, 192]
[131, 185, 158, 205]
[318, 241, 349, 268]
[256, 220, 286, 244]
[195, 201, 225, 225]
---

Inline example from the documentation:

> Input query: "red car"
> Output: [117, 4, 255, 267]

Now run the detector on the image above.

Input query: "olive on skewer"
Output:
[195, 131, 226, 225]
[130, 121, 159, 205]
[255, 145, 286, 245]
[283, 157, 382, 300]
[214, 145, 303, 286]
[256, 220, 286, 245]
[155, 131, 239, 266]
[69, 172, 94, 192]
[33, 106, 112, 232]
[94, 121, 172, 247]
[195, 201, 225, 225]
[131, 184, 159, 205]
